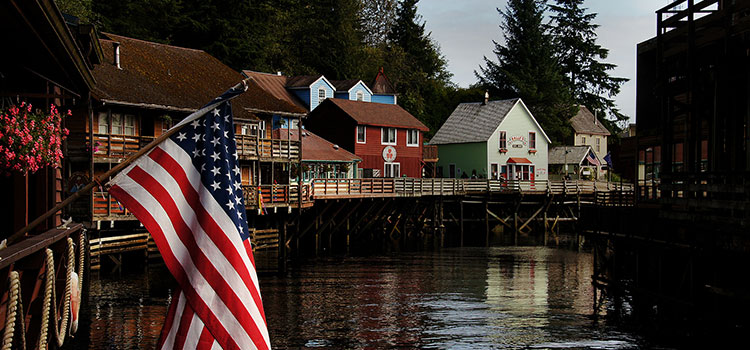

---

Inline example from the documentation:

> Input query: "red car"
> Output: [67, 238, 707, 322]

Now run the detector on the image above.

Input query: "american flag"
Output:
[108, 86, 271, 350]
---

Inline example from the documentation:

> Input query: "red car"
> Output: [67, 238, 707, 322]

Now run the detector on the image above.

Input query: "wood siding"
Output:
[354, 126, 423, 178]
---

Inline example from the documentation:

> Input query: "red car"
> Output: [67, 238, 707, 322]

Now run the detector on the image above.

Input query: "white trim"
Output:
[406, 129, 419, 147]
[356, 125, 366, 144]
[317, 87, 327, 105]
[514, 99, 552, 143]
[384, 162, 401, 178]
[381, 127, 397, 145]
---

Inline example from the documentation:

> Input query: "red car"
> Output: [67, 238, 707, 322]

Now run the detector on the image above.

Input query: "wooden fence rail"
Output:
[310, 178, 634, 203]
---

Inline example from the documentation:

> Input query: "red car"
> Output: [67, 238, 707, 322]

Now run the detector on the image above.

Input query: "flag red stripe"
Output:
[108, 185, 241, 350]
[174, 299, 195, 350]
[149, 147, 267, 322]
[197, 327, 216, 350]
[124, 165, 267, 348]
[158, 290, 182, 349]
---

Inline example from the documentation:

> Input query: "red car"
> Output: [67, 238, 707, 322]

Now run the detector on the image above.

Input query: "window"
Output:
[491, 163, 499, 179]
[529, 132, 536, 150]
[596, 137, 601, 152]
[258, 120, 266, 138]
[406, 129, 419, 147]
[111, 113, 122, 134]
[381, 127, 396, 145]
[582, 136, 586, 144]
[500, 165, 507, 179]
[384, 162, 400, 177]
[97, 112, 108, 134]
[161, 116, 173, 134]
[318, 88, 327, 104]
[356, 125, 366, 143]
[356, 90, 364, 101]
[499, 131, 507, 149]
[240, 125, 248, 135]
[124, 114, 136, 135]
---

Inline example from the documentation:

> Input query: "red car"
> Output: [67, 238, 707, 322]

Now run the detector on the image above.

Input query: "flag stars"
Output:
[211, 137, 220, 147]
[210, 181, 221, 191]
[211, 166, 221, 176]
[176, 132, 187, 142]
[210, 152, 221, 162]
[192, 133, 202, 142]
[237, 211, 243, 220]
[235, 195, 242, 205]
[226, 200, 235, 210]
[233, 166, 241, 176]
[211, 122, 220, 132]
[191, 119, 201, 129]
[192, 148, 201, 158]
[226, 186, 233, 196]
[234, 181, 241, 190]
[212, 108, 220, 117]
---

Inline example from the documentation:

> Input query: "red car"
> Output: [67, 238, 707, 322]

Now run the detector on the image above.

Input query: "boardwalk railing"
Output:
[242, 183, 312, 208]
[236, 135, 300, 160]
[311, 178, 634, 201]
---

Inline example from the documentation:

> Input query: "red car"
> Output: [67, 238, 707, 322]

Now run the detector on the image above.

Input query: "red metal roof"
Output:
[507, 157, 532, 164]
[92, 34, 306, 115]
[272, 129, 360, 162]
[317, 98, 428, 131]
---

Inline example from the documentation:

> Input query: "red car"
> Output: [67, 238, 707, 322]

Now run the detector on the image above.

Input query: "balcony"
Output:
[234, 135, 300, 160]
[242, 184, 312, 210]
[90, 133, 155, 162]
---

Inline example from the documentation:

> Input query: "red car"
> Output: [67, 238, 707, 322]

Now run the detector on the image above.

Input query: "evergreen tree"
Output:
[477, 0, 574, 144]
[360, 0, 398, 47]
[386, 0, 453, 135]
[550, 0, 628, 132]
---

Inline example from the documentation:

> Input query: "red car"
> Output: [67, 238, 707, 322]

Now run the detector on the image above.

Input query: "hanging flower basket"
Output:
[0, 102, 70, 175]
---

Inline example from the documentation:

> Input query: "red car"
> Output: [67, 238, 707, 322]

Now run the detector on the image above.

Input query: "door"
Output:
[491, 163, 499, 180]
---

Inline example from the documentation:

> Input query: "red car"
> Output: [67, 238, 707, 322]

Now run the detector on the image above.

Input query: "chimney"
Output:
[483, 91, 489, 105]
[594, 109, 598, 125]
[113, 42, 121, 69]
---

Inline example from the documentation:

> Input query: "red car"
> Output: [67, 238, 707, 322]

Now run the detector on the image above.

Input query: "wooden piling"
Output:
[485, 201, 490, 247]
[459, 200, 464, 247]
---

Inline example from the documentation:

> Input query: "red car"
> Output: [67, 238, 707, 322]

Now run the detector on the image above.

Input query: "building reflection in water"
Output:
[85, 248, 639, 349]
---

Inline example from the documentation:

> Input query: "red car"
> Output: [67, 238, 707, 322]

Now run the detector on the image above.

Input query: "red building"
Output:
[305, 99, 428, 178]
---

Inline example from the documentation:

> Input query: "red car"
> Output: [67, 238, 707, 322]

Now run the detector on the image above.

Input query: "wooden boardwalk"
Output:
[309, 178, 634, 205]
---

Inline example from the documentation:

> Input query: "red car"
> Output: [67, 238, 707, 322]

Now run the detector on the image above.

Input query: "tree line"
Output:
[57, 0, 626, 144]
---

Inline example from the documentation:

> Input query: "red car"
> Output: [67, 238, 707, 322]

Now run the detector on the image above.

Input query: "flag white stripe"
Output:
[161, 291, 187, 350]
[211, 341, 222, 350]
[160, 139, 262, 290]
[114, 174, 257, 349]
[184, 313, 206, 350]
[138, 153, 266, 328]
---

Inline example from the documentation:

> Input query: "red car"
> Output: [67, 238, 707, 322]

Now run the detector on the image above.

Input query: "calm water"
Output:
[85, 247, 646, 349]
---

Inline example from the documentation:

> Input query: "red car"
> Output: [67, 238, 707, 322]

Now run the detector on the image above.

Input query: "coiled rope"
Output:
[1, 231, 86, 350]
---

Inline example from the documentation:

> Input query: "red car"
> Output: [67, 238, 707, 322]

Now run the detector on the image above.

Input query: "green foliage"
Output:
[55, 0, 95, 23]
[476, 0, 575, 145]
[550, 0, 628, 135]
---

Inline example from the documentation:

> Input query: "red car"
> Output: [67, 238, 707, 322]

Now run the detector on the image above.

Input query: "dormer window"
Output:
[356, 90, 364, 101]
[318, 87, 327, 104]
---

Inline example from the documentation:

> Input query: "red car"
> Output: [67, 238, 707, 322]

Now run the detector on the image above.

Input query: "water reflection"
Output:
[86, 248, 644, 349]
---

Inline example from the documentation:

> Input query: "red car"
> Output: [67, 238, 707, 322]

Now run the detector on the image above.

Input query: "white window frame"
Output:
[529, 131, 536, 150]
[356, 125, 366, 144]
[406, 129, 419, 147]
[318, 87, 327, 104]
[356, 90, 364, 101]
[499, 130, 507, 149]
[124, 114, 136, 136]
[381, 127, 396, 145]
[259, 120, 266, 138]
[384, 162, 400, 178]
[97, 112, 109, 134]
[240, 125, 248, 135]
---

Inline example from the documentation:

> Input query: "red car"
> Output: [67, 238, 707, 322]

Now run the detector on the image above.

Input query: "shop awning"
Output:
[507, 157, 532, 164]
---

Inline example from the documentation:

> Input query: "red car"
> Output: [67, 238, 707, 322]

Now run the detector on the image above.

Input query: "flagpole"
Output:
[7, 78, 252, 245]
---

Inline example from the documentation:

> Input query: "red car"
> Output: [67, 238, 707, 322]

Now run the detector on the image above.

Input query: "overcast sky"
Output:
[419, 0, 661, 122]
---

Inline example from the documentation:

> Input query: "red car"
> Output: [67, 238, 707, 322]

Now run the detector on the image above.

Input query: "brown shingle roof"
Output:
[320, 98, 428, 131]
[330, 79, 361, 92]
[92, 33, 305, 116]
[286, 75, 323, 88]
[570, 106, 611, 136]
[272, 129, 360, 162]
[371, 67, 396, 94]
[242, 70, 308, 110]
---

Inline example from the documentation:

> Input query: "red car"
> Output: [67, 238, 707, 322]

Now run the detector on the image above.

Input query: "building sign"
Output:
[509, 135, 527, 148]
[382, 146, 397, 162]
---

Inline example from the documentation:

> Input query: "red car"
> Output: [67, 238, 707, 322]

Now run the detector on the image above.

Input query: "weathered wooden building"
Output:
[430, 97, 550, 180]
[65, 33, 306, 247]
